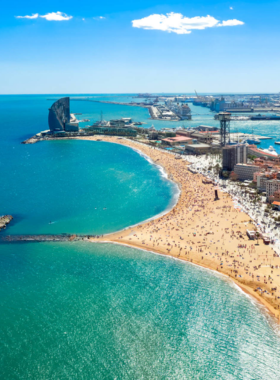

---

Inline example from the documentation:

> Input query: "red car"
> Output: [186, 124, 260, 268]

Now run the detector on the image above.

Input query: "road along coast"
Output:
[75, 135, 280, 322]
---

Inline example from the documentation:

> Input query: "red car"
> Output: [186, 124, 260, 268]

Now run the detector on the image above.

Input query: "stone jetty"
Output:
[0, 234, 97, 242]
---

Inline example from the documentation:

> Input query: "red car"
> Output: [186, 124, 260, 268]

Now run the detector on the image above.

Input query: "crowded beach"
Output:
[78, 135, 280, 321]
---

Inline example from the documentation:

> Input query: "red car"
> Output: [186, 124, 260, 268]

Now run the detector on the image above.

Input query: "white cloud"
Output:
[93, 16, 106, 20]
[132, 12, 244, 34]
[40, 12, 72, 21]
[16, 11, 72, 21]
[217, 19, 244, 26]
[230, 7, 233, 10]
[16, 13, 39, 19]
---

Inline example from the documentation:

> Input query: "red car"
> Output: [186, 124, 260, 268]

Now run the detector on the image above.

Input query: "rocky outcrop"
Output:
[0, 215, 13, 231]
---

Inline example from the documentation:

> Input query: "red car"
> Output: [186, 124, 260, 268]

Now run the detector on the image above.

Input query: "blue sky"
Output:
[1, 0, 280, 93]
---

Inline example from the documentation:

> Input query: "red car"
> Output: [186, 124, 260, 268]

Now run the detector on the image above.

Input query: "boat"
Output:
[262, 146, 278, 156]
[251, 114, 280, 120]
[247, 139, 261, 145]
[275, 142, 280, 145]
[242, 127, 261, 145]
[241, 138, 261, 145]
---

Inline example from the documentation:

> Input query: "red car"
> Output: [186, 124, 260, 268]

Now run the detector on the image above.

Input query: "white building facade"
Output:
[234, 163, 259, 180]
[266, 179, 280, 199]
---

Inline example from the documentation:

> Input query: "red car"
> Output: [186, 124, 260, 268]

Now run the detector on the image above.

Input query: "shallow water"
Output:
[0, 242, 280, 380]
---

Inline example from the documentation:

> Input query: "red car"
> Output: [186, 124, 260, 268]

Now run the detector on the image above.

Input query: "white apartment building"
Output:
[256, 174, 269, 191]
[234, 164, 259, 180]
[266, 179, 280, 199]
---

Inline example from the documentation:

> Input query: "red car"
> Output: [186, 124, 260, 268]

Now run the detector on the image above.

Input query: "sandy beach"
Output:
[78, 135, 280, 321]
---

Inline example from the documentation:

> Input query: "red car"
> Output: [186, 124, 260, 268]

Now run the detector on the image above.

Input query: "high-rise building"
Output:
[222, 145, 247, 171]
[48, 97, 70, 132]
[266, 179, 280, 200]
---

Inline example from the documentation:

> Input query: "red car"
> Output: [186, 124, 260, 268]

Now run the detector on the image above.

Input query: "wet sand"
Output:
[78, 135, 280, 321]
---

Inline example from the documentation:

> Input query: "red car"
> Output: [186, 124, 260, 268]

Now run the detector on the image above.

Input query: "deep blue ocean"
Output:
[1, 95, 280, 379]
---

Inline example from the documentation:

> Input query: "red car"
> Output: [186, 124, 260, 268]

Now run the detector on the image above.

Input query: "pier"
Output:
[0, 234, 98, 243]
[228, 132, 272, 141]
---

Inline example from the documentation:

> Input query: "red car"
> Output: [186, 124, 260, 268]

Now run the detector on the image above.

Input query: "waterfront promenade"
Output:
[77, 135, 280, 321]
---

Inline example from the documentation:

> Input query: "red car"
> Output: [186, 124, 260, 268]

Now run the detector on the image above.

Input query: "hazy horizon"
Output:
[1, 92, 279, 96]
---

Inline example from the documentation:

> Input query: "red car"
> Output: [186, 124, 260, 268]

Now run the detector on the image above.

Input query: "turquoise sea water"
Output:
[1, 242, 280, 379]
[1, 95, 280, 379]
[0, 95, 176, 235]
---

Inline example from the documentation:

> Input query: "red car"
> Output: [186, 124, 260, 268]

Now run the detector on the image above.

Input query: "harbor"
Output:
[72, 99, 192, 122]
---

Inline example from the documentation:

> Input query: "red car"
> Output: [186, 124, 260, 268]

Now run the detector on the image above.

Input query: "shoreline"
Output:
[91, 239, 280, 326]
[75, 135, 280, 323]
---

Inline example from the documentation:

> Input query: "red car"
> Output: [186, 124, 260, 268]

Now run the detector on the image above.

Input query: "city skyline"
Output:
[1, 0, 280, 93]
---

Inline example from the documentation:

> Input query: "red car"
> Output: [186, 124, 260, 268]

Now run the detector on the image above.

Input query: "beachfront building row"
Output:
[236, 162, 280, 183]
[222, 144, 280, 180]
[252, 157, 280, 191]
[266, 180, 280, 202]
[255, 172, 273, 191]
[252, 171, 280, 202]
[233, 163, 259, 180]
